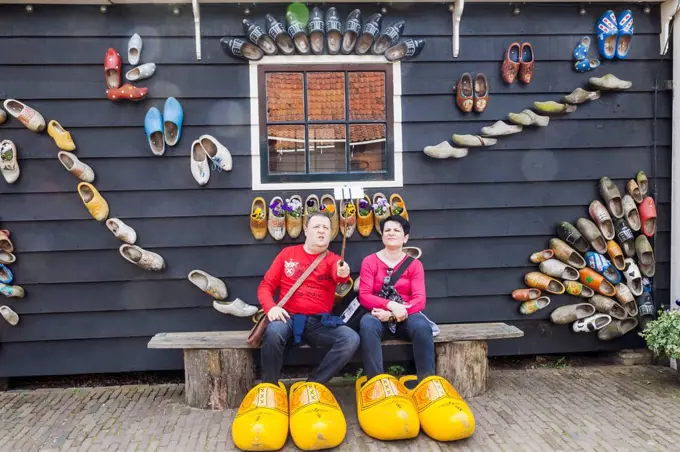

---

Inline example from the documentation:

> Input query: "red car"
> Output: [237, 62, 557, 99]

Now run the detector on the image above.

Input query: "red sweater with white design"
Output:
[257, 245, 349, 315]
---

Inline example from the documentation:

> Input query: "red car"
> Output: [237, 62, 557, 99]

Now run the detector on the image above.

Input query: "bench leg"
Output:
[435, 340, 488, 399]
[184, 349, 255, 410]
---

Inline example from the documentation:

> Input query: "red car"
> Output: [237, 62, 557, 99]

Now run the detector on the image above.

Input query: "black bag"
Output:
[340, 256, 414, 331]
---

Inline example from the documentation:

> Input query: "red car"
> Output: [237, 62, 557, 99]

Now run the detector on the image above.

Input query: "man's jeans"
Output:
[261, 316, 360, 384]
[359, 312, 435, 380]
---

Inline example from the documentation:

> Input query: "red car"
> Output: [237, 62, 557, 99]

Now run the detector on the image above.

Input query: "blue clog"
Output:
[575, 58, 600, 73]
[616, 10, 633, 59]
[573, 36, 590, 60]
[585, 251, 621, 285]
[144, 107, 164, 156]
[163, 97, 183, 147]
[0, 264, 13, 284]
[596, 10, 618, 60]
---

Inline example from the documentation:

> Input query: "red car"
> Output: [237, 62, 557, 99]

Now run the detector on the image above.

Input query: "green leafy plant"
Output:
[387, 365, 406, 377]
[342, 368, 364, 382]
[639, 309, 680, 359]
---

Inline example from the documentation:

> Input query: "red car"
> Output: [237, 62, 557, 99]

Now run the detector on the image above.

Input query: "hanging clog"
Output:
[325, 7, 343, 55]
[3, 99, 46, 132]
[265, 14, 295, 55]
[163, 97, 183, 147]
[199, 135, 232, 171]
[128, 33, 142, 65]
[78, 182, 109, 222]
[190, 140, 210, 186]
[242, 19, 277, 55]
[355, 13, 382, 55]
[106, 218, 137, 245]
[58, 151, 95, 183]
[104, 47, 122, 89]
[0, 140, 20, 184]
[144, 107, 164, 156]
[119, 244, 165, 272]
[596, 10, 618, 60]
[308, 7, 325, 55]
[47, 120, 76, 151]
[126, 63, 156, 82]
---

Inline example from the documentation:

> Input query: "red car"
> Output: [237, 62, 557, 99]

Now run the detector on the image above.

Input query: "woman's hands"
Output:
[371, 308, 393, 322]
[386, 301, 409, 322]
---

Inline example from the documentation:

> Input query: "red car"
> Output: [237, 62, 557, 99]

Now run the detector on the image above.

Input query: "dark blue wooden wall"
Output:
[0, 3, 670, 377]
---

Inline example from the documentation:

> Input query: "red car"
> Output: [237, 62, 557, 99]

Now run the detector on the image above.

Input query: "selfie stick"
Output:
[334, 185, 365, 266]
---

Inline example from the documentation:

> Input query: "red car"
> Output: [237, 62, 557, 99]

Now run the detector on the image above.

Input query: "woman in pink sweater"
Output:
[358, 215, 435, 381]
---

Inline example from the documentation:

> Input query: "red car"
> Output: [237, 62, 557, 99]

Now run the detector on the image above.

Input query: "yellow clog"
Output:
[47, 120, 76, 151]
[355, 374, 419, 440]
[289, 381, 346, 450]
[232, 382, 289, 451]
[77, 182, 109, 222]
[399, 375, 475, 442]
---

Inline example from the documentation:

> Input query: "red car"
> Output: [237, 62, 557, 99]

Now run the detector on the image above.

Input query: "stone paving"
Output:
[1, 365, 679, 451]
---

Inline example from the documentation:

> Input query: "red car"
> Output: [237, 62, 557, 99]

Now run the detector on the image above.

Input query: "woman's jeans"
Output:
[359, 311, 435, 380]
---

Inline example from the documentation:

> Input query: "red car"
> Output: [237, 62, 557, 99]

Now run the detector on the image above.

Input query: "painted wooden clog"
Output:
[47, 120, 76, 151]
[58, 151, 95, 183]
[78, 182, 109, 222]
[3, 99, 45, 132]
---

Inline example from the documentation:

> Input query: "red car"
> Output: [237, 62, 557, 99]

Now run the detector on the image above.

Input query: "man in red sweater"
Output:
[257, 212, 360, 384]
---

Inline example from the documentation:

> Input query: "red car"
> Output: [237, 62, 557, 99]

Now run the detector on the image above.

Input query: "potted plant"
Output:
[639, 309, 680, 368]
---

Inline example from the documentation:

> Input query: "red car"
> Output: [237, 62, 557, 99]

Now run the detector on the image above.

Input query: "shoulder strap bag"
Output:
[247, 251, 328, 346]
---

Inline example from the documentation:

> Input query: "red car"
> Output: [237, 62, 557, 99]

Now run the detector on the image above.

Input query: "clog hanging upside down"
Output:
[355, 374, 420, 440]
[400, 375, 475, 442]
[289, 381, 346, 450]
[231, 382, 289, 451]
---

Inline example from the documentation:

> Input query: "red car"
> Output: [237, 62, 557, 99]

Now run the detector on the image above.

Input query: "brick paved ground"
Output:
[1, 365, 679, 451]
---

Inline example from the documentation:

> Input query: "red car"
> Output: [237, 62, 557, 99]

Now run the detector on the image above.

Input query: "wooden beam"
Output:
[148, 323, 524, 349]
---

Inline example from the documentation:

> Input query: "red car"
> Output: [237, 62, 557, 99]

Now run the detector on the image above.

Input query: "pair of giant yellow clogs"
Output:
[232, 381, 346, 451]
[356, 374, 475, 442]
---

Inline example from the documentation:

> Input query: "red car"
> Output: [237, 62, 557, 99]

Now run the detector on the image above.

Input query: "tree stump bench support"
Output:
[148, 322, 523, 409]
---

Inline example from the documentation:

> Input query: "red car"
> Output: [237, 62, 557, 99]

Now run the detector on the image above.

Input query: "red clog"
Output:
[639, 196, 657, 237]
[104, 48, 122, 89]
[106, 84, 148, 102]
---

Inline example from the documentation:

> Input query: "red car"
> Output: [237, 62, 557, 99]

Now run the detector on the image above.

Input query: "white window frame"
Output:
[249, 55, 403, 191]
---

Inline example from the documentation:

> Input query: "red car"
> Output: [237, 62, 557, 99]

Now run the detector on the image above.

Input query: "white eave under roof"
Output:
[0, 0, 677, 58]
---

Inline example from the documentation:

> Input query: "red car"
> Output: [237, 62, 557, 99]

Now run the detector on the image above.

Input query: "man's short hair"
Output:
[379, 215, 411, 235]
[305, 211, 332, 227]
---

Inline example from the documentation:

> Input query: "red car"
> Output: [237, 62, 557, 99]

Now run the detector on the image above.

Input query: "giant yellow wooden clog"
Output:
[355, 374, 419, 440]
[399, 375, 475, 442]
[289, 381, 346, 450]
[231, 382, 289, 451]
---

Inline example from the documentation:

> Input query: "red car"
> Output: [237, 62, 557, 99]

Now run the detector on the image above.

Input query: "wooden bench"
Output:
[148, 322, 523, 410]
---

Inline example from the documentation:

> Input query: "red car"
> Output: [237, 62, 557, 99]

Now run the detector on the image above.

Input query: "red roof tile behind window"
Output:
[266, 70, 387, 151]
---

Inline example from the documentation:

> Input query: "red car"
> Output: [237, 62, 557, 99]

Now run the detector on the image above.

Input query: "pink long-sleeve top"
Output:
[358, 253, 427, 314]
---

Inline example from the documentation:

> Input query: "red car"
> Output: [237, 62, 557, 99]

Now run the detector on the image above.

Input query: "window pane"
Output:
[307, 72, 346, 121]
[268, 125, 306, 174]
[309, 124, 347, 173]
[349, 124, 386, 172]
[266, 72, 304, 122]
[348, 72, 386, 120]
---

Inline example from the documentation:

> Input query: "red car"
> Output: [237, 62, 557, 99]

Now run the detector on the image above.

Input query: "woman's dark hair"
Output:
[380, 215, 410, 235]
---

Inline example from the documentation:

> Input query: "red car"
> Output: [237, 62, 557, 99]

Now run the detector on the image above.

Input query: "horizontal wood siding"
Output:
[0, 3, 669, 377]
